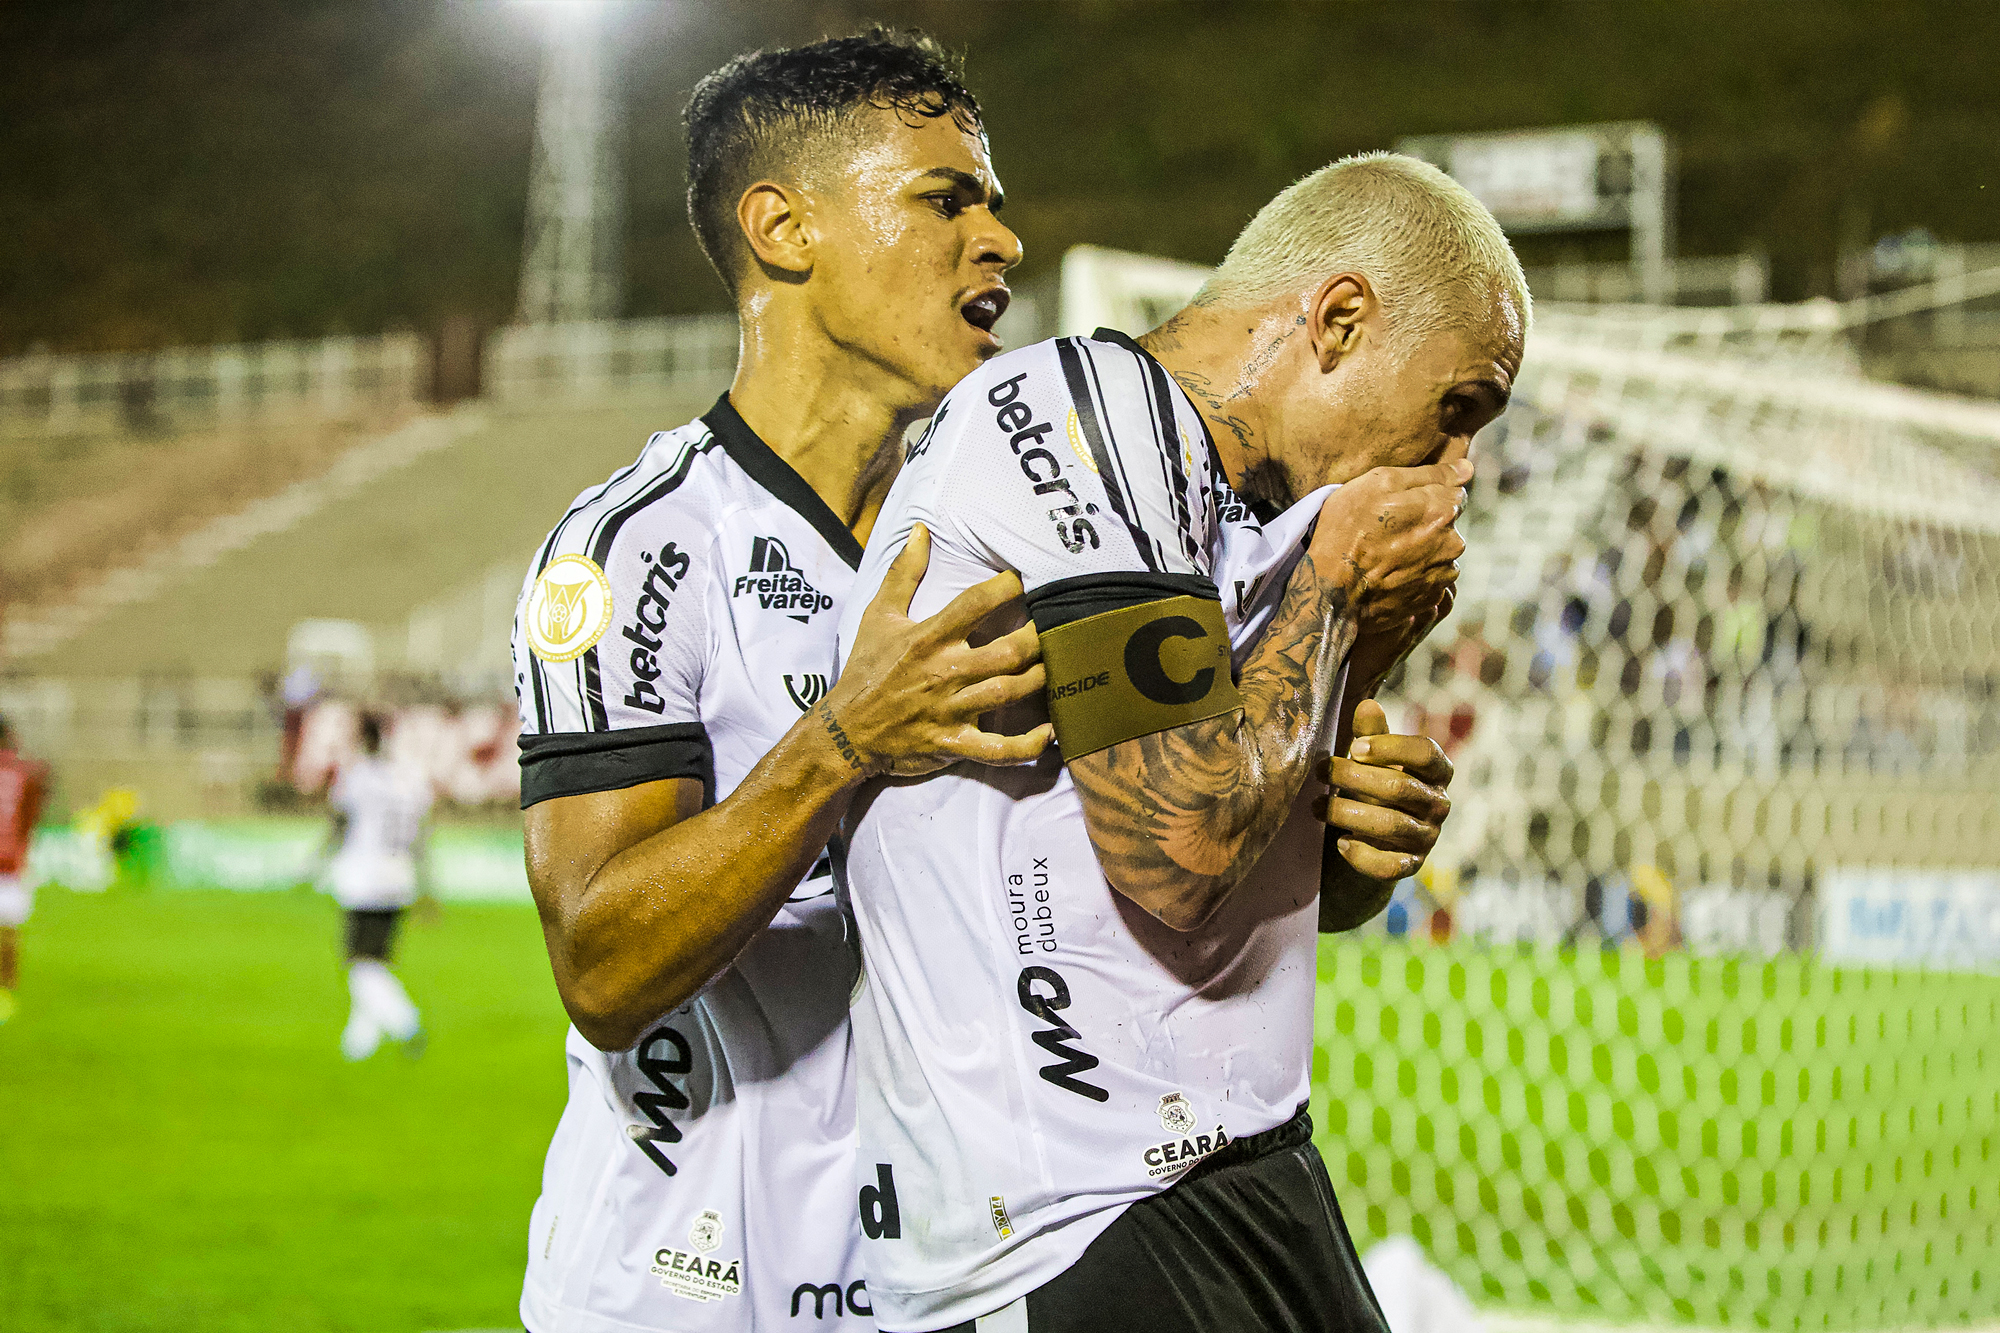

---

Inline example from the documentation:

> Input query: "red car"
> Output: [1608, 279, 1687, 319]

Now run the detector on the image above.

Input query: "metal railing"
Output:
[483, 315, 738, 402]
[0, 332, 427, 437]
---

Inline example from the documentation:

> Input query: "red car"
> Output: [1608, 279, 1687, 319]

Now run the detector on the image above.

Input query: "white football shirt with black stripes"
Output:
[512, 397, 876, 1332]
[836, 331, 1336, 1330]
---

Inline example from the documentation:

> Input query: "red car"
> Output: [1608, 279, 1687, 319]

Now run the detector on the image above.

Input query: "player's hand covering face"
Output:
[1314, 698, 1455, 882]
[1270, 275, 1524, 508]
[744, 104, 1021, 408]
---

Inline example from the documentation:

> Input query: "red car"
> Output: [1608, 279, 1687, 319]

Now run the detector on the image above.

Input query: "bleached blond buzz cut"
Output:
[1200, 151, 1531, 341]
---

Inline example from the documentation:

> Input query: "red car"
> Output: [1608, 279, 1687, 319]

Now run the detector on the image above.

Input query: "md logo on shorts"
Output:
[790, 1279, 870, 1319]
[734, 536, 833, 624]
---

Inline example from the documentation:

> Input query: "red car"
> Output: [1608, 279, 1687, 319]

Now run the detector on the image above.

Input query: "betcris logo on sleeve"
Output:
[986, 371, 1100, 555]
[620, 543, 691, 714]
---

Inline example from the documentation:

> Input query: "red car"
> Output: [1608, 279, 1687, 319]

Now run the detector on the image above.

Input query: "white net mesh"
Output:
[1394, 299, 2000, 922]
[1066, 249, 2000, 1328]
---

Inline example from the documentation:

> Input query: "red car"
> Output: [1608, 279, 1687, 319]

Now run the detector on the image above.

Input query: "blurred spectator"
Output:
[287, 695, 517, 807]
[278, 664, 324, 785]
[0, 716, 52, 1021]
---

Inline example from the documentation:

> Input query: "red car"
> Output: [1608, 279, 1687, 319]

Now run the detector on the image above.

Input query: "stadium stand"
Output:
[1, 329, 730, 814]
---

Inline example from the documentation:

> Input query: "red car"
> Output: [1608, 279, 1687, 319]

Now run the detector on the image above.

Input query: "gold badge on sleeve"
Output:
[525, 554, 614, 663]
[1040, 594, 1243, 759]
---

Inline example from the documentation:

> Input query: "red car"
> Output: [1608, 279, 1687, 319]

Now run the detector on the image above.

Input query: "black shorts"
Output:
[344, 908, 403, 962]
[943, 1107, 1387, 1333]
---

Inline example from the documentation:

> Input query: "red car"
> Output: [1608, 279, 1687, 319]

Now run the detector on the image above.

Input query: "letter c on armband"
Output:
[1037, 594, 1243, 759]
[1124, 615, 1215, 705]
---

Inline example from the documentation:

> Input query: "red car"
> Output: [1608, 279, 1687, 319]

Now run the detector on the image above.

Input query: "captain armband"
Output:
[1039, 594, 1243, 759]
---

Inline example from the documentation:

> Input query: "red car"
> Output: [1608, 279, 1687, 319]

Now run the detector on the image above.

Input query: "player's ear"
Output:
[1309, 272, 1373, 372]
[738, 181, 815, 281]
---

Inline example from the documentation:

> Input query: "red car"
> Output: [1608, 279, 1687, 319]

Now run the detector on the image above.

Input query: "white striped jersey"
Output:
[512, 397, 876, 1333]
[836, 331, 1335, 1330]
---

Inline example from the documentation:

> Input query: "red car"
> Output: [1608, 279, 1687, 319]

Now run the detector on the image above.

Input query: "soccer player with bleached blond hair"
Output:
[837, 151, 1527, 1330]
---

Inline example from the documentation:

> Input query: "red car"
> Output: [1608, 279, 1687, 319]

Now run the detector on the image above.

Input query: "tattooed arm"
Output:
[1068, 543, 1359, 930]
[1066, 459, 1470, 932]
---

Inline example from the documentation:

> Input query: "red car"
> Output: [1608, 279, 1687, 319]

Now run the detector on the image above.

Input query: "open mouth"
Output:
[960, 287, 1010, 335]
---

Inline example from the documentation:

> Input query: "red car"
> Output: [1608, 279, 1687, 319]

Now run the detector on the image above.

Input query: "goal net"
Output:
[1064, 247, 2000, 1329]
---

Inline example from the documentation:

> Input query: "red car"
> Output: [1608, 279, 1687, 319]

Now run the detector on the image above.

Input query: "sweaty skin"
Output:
[1066, 270, 1522, 933]
[527, 108, 1049, 1050]
[1315, 698, 1457, 930]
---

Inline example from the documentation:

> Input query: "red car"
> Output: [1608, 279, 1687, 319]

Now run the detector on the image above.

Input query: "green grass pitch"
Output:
[0, 886, 569, 1333]
[5, 887, 1995, 1332]
[1309, 938, 1999, 1330]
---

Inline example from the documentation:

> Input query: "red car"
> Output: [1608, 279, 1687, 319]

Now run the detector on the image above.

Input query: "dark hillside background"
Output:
[2, 0, 1995, 356]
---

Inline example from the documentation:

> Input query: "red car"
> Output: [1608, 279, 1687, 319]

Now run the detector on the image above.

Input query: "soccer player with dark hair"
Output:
[510, 29, 1044, 1332]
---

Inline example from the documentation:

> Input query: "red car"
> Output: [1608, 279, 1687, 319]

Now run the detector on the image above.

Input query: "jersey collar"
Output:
[700, 394, 865, 570]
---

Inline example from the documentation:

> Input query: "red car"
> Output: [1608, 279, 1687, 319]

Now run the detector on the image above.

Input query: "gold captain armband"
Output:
[1039, 594, 1243, 759]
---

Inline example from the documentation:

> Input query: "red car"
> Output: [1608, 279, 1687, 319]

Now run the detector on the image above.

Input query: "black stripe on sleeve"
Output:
[529, 447, 655, 733]
[525, 530, 563, 733]
[1139, 354, 1199, 567]
[1094, 327, 1201, 564]
[581, 650, 609, 730]
[1024, 570, 1220, 632]
[528, 642, 550, 733]
[519, 722, 714, 809]
[1079, 341, 1168, 570]
[571, 434, 716, 730]
[1056, 337, 1157, 572]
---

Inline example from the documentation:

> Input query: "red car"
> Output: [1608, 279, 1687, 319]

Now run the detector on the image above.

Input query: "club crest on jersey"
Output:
[689, 1209, 724, 1254]
[733, 536, 832, 623]
[1142, 1122, 1230, 1179]
[1157, 1091, 1197, 1135]
[525, 554, 613, 662]
[784, 673, 829, 712]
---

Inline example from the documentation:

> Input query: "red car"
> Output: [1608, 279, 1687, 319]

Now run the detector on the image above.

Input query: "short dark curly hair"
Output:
[683, 27, 983, 296]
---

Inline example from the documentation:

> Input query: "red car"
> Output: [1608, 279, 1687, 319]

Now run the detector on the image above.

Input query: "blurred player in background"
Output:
[511, 30, 1044, 1332]
[838, 152, 1523, 1331]
[319, 711, 435, 1061]
[0, 716, 51, 1022]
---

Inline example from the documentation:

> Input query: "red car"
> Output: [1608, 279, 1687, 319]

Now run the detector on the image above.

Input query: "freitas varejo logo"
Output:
[526, 554, 613, 663]
[734, 536, 833, 623]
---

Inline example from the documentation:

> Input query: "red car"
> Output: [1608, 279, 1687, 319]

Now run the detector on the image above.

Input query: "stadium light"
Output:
[515, 0, 626, 324]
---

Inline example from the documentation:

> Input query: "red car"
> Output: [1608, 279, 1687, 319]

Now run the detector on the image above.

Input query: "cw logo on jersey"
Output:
[525, 554, 613, 663]
[734, 536, 833, 623]
[784, 673, 829, 712]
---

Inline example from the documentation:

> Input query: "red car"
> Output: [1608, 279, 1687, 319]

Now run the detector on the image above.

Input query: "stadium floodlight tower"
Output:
[515, 0, 624, 324]
[1399, 121, 1674, 304]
